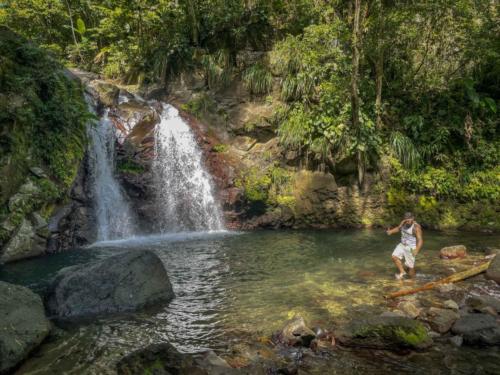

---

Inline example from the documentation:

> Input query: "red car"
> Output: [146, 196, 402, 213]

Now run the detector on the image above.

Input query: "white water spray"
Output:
[87, 109, 135, 240]
[153, 104, 224, 232]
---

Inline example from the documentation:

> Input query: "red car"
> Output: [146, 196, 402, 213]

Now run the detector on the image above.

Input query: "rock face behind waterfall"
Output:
[45, 250, 174, 319]
[0, 281, 51, 374]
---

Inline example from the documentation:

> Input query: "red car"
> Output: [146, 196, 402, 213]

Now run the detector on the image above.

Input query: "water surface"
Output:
[1, 229, 499, 374]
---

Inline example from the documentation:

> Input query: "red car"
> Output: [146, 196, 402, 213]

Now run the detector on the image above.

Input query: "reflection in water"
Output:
[1, 229, 499, 374]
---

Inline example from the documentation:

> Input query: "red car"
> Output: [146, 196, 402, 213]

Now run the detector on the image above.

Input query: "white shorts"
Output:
[392, 243, 416, 268]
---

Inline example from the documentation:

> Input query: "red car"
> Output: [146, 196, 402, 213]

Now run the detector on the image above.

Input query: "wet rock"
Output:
[485, 255, 500, 285]
[116, 342, 241, 375]
[437, 283, 456, 294]
[380, 310, 406, 318]
[0, 218, 46, 264]
[339, 316, 432, 351]
[273, 316, 316, 347]
[449, 335, 463, 347]
[440, 245, 467, 259]
[45, 250, 174, 319]
[426, 307, 459, 334]
[91, 80, 119, 106]
[451, 314, 500, 346]
[466, 295, 500, 314]
[397, 301, 421, 319]
[0, 281, 51, 374]
[443, 300, 459, 311]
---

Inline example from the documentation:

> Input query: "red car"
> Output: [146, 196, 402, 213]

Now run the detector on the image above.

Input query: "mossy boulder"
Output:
[340, 316, 432, 351]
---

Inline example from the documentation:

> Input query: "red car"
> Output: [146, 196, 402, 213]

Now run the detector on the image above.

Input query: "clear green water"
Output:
[1, 229, 499, 374]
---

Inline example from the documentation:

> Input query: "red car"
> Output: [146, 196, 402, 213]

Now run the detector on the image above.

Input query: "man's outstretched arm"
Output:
[386, 220, 405, 235]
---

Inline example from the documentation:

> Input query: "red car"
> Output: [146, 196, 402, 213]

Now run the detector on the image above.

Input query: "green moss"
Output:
[117, 159, 145, 174]
[182, 93, 216, 118]
[142, 358, 164, 375]
[354, 318, 430, 349]
[212, 144, 228, 153]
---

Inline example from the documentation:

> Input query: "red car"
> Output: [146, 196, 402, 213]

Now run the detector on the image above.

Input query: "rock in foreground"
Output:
[116, 342, 260, 375]
[0, 281, 51, 374]
[45, 250, 174, 319]
[451, 314, 500, 346]
[439, 245, 467, 259]
[339, 316, 432, 351]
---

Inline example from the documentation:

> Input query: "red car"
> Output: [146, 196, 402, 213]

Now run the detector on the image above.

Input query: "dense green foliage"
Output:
[0, 26, 90, 205]
[1, 1, 499, 222]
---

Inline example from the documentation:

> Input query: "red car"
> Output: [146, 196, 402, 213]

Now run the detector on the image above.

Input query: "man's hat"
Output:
[404, 212, 414, 219]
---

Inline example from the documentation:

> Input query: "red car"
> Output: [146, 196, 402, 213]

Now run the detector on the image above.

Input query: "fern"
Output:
[390, 131, 421, 169]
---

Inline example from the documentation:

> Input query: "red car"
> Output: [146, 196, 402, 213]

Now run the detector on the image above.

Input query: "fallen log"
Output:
[385, 260, 492, 299]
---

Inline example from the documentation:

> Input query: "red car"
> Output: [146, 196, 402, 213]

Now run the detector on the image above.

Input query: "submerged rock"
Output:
[273, 316, 316, 347]
[440, 245, 467, 259]
[0, 281, 51, 374]
[339, 316, 432, 351]
[451, 314, 500, 346]
[45, 250, 174, 319]
[116, 342, 263, 375]
[485, 255, 500, 285]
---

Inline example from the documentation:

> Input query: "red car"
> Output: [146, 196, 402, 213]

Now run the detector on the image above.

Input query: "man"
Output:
[386, 212, 423, 279]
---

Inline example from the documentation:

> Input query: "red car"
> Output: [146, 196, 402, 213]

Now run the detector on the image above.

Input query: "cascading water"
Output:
[87, 108, 135, 240]
[153, 103, 224, 232]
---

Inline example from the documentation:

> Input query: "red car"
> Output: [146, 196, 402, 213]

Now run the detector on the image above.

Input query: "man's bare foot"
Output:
[395, 272, 406, 280]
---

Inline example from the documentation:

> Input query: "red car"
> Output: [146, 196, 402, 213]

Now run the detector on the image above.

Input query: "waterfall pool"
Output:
[1, 229, 499, 374]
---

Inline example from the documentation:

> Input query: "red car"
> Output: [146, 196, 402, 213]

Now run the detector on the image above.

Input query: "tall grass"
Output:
[243, 63, 273, 95]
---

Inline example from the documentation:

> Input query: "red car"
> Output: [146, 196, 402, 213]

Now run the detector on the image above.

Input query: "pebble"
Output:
[443, 300, 459, 311]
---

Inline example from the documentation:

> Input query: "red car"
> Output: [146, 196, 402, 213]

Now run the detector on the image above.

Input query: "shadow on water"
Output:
[1, 229, 499, 374]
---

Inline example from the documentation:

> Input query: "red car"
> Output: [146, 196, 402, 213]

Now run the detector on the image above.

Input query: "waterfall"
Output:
[153, 103, 224, 232]
[87, 109, 135, 240]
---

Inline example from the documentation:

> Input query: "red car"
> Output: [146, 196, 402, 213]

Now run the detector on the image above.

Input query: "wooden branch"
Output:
[385, 260, 492, 299]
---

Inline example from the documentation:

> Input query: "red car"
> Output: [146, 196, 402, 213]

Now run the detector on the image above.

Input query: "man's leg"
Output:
[408, 267, 416, 278]
[404, 247, 416, 278]
[392, 244, 406, 278]
[392, 256, 405, 275]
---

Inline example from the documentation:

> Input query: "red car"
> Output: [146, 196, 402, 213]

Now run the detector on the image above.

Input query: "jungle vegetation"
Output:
[1, 0, 499, 204]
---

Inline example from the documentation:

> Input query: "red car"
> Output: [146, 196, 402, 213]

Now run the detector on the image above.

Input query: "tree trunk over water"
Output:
[385, 260, 492, 299]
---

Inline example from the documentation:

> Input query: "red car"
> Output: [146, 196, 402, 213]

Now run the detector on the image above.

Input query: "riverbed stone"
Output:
[466, 295, 500, 314]
[45, 250, 174, 319]
[339, 316, 432, 351]
[440, 245, 467, 259]
[451, 313, 500, 346]
[426, 307, 459, 334]
[0, 281, 51, 374]
[485, 255, 500, 285]
[273, 316, 316, 347]
[397, 300, 421, 319]
[443, 299, 459, 311]
[116, 342, 249, 375]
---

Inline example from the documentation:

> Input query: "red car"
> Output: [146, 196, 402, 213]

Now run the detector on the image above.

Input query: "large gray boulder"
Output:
[485, 255, 500, 285]
[45, 250, 174, 319]
[0, 281, 51, 374]
[451, 313, 500, 346]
